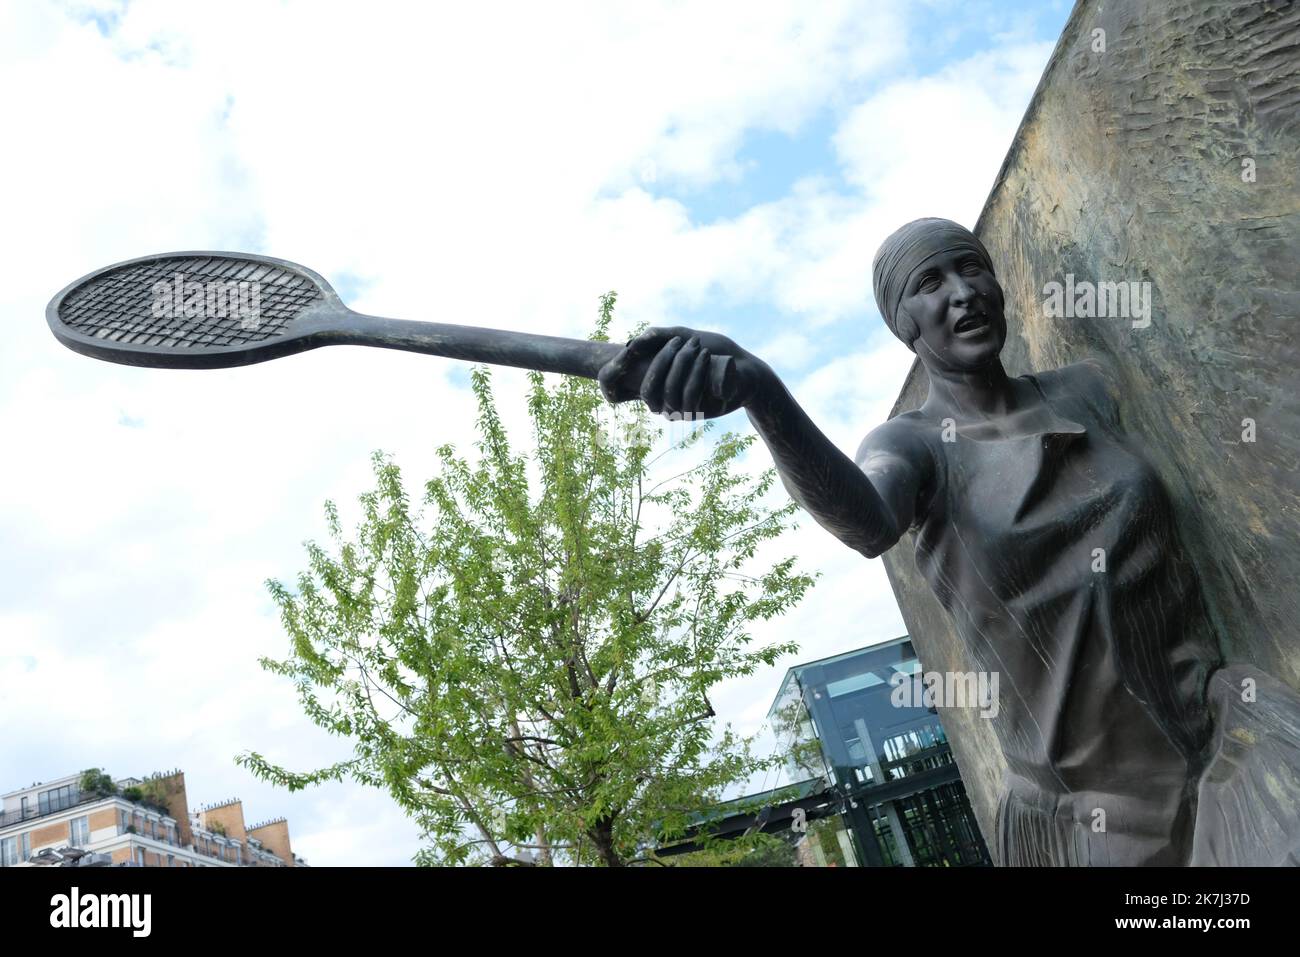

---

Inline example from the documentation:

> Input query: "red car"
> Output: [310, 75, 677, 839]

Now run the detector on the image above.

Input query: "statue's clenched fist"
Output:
[596, 326, 766, 420]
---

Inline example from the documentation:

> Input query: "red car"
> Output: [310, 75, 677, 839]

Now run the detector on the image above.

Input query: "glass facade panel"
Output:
[38, 784, 78, 815]
[768, 637, 992, 867]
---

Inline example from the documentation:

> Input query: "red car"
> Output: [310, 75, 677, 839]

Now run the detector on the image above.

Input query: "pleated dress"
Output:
[899, 358, 1298, 865]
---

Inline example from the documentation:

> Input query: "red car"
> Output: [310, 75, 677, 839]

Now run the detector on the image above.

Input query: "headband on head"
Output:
[871, 218, 995, 348]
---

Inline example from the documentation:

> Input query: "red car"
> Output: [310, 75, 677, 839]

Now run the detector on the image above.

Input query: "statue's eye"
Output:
[917, 274, 941, 293]
[960, 260, 983, 275]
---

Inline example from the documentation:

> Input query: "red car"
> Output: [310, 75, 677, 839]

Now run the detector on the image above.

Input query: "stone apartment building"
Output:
[0, 768, 306, 867]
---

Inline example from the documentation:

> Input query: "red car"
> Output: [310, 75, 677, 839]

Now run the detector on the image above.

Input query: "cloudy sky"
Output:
[0, 0, 1070, 865]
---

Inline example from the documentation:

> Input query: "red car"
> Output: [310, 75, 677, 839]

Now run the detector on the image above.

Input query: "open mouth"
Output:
[953, 312, 992, 338]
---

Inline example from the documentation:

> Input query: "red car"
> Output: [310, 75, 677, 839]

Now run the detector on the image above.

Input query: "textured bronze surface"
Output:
[882, 0, 1300, 862]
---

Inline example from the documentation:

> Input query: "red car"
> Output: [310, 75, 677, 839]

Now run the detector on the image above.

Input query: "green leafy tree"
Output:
[770, 692, 833, 783]
[655, 829, 798, 867]
[79, 768, 116, 798]
[238, 294, 816, 866]
[138, 775, 176, 816]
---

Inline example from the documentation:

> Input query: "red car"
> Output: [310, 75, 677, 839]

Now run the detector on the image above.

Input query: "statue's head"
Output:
[872, 218, 1006, 373]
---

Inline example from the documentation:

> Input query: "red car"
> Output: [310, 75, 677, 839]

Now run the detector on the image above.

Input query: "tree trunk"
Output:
[589, 818, 623, 867]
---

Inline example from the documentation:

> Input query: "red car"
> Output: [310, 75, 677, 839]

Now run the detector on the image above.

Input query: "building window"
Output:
[166, 854, 174, 868]
[69, 816, 90, 847]
[21, 832, 30, 861]
[135, 846, 144, 866]
[120, 809, 129, 832]
[0, 837, 18, 867]
[39, 784, 78, 815]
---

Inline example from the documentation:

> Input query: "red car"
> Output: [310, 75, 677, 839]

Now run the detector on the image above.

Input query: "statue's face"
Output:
[899, 247, 1005, 371]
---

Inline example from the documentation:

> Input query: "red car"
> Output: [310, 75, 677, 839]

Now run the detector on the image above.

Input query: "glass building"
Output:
[658, 636, 991, 867]
[767, 636, 991, 867]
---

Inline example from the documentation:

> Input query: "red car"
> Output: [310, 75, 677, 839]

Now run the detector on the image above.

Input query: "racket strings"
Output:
[57, 256, 323, 348]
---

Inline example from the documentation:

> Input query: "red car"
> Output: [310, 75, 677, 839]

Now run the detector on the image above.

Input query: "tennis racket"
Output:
[46, 251, 736, 402]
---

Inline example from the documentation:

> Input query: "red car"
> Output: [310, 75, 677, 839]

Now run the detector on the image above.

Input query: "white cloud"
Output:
[834, 40, 1057, 218]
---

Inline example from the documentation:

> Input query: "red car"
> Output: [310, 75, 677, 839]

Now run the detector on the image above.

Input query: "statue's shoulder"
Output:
[1031, 356, 1123, 422]
[854, 410, 939, 469]
[856, 411, 944, 529]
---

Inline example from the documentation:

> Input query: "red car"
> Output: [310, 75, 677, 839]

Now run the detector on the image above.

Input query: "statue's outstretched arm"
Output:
[598, 325, 928, 558]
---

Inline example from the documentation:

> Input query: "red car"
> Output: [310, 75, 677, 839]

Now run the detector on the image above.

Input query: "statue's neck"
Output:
[922, 359, 1021, 419]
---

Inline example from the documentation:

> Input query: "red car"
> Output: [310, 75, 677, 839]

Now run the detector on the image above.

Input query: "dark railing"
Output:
[0, 790, 100, 829]
[1, 790, 177, 832]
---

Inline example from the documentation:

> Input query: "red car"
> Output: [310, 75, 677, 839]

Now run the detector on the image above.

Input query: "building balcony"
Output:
[0, 789, 100, 830]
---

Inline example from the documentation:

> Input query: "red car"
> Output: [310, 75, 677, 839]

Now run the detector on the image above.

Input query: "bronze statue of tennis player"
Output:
[597, 217, 1300, 866]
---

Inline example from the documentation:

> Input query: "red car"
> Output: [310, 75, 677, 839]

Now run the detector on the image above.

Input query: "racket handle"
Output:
[352, 317, 738, 405]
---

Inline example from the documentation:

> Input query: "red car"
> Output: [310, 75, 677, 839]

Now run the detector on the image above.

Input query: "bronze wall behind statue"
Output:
[883, 0, 1300, 858]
